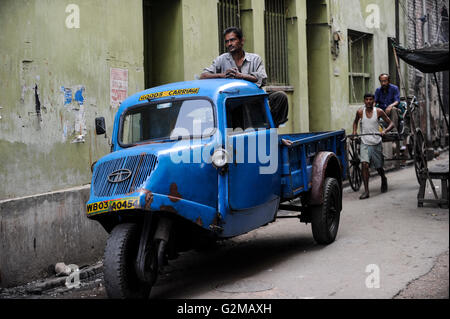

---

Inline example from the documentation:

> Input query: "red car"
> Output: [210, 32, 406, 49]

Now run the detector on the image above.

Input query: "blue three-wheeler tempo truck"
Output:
[87, 79, 347, 298]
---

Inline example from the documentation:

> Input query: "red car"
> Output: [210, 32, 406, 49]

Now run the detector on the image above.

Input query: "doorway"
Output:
[143, 0, 184, 89]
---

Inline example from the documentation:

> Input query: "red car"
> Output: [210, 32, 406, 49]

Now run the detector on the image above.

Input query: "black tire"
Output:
[347, 139, 362, 192]
[311, 177, 341, 245]
[103, 223, 152, 299]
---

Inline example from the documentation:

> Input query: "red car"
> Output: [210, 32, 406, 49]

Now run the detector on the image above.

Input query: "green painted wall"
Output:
[0, 0, 145, 199]
[285, 0, 310, 134]
[182, 0, 219, 81]
[307, 0, 408, 133]
[240, 0, 266, 61]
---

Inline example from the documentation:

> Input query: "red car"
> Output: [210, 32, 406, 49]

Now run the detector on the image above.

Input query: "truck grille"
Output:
[92, 154, 158, 197]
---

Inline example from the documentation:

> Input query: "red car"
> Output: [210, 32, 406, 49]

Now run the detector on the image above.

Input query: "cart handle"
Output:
[342, 132, 398, 142]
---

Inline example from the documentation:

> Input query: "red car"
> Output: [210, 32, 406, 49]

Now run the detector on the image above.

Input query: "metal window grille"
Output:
[348, 30, 373, 104]
[218, 0, 241, 54]
[264, 0, 289, 86]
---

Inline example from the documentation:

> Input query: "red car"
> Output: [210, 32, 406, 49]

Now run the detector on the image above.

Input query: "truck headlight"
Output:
[211, 148, 229, 168]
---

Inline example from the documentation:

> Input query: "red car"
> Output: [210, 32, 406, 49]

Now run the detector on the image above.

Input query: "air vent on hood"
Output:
[92, 154, 158, 197]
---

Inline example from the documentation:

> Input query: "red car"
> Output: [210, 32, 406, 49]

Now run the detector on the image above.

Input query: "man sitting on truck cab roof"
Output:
[200, 26, 289, 129]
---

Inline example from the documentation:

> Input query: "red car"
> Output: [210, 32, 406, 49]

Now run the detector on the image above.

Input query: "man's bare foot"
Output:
[359, 192, 370, 200]
[381, 177, 388, 193]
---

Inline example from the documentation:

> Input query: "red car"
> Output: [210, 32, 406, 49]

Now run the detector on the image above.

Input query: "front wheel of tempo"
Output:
[311, 177, 341, 245]
[103, 223, 152, 299]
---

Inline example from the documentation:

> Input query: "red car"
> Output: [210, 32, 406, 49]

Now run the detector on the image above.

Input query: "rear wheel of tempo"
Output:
[103, 223, 152, 299]
[413, 129, 427, 184]
[347, 139, 362, 192]
[311, 177, 341, 245]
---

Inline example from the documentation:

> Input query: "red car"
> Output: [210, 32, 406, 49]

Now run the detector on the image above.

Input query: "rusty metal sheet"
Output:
[168, 183, 182, 203]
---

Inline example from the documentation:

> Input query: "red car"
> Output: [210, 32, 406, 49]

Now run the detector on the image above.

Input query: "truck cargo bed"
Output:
[280, 130, 347, 200]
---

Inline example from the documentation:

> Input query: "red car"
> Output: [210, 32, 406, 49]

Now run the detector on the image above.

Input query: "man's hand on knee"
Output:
[385, 106, 392, 115]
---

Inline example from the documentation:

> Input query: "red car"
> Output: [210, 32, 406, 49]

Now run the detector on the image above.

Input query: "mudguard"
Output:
[309, 151, 343, 210]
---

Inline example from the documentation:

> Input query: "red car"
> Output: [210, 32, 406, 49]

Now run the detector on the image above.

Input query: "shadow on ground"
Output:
[151, 232, 321, 298]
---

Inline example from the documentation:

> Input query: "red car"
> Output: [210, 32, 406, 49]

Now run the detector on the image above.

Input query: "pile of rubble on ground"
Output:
[0, 261, 103, 299]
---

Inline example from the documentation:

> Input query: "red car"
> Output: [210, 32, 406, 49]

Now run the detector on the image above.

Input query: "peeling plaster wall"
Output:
[0, 0, 145, 199]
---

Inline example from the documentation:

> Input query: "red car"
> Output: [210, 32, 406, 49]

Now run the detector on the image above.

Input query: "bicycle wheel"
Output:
[413, 129, 427, 184]
[347, 139, 362, 192]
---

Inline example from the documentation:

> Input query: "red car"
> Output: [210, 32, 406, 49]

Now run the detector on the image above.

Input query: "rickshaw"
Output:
[345, 95, 428, 191]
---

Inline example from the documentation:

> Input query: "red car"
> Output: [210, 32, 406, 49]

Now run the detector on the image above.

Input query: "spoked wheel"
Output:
[311, 177, 341, 245]
[413, 129, 428, 184]
[103, 223, 153, 299]
[347, 138, 362, 192]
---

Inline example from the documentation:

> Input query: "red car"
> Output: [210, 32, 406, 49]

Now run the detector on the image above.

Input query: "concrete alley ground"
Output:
[1, 152, 448, 299]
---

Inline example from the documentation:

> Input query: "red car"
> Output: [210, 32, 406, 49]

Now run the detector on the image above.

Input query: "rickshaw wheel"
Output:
[413, 129, 427, 184]
[104, 223, 152, 299]
[347, 139, 362, 192]
[406, 135, 414, 159]
[311, 177, 341, 245]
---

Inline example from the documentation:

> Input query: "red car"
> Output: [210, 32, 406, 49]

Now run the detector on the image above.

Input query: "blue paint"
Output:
[61, 86, 72, 105]
[74, 87, 85, 105]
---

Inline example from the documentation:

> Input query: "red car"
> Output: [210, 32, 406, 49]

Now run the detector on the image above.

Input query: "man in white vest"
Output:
[352, 93, 394, 200]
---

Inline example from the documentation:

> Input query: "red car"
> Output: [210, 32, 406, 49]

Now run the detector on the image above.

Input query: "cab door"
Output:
[226, 95, 280, 211]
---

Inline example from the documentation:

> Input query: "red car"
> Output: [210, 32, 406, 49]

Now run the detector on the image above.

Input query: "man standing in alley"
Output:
[353, 93, 395, 200]
[375, 73, 400, 132]
[200, 27, 289, 128]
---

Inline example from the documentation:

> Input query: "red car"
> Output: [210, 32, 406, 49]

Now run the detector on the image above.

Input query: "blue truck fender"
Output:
[309, 152, 343, 210]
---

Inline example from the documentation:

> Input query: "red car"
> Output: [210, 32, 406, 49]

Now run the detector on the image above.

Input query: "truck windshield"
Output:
[120, 99, 215, 146]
